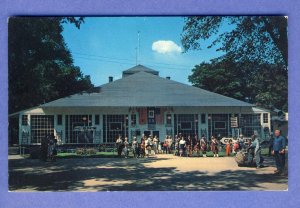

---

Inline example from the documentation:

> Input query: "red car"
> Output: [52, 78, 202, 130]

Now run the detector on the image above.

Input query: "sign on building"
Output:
[230, 117, 238, 128]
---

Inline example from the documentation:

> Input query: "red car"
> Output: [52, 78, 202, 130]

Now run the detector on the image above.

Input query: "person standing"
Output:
[153, 136, 158, 154]
[179, 137, 186, 157]
[116, 135, 123, 158]
[167, 136, 173, 154]
[146, 136, 152, 157]
[225, 140, 231, 157]
[272, 130, 286, 175]
[186, 135, 192, 157]
[249, 135, 263, 168]
[238, 134, 244, 150]
[268, 133, 274, 157]
[123, 137, 129, 158]
[132, 137, 138, 158]
[210, 136, 219, 157]
[40, 134, 50, 161]
[200, 136, 207, 157]
[140, 139, 145, 158]
[48, 134, 56, 161]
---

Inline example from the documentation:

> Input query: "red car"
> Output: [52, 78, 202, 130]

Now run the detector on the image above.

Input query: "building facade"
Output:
[15, 65, 271, 145]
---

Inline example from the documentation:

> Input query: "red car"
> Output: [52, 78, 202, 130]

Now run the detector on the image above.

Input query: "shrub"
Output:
[76, 148, 84, 155]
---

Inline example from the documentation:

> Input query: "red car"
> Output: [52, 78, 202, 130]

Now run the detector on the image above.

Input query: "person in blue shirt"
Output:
[272, 130, 286, 174]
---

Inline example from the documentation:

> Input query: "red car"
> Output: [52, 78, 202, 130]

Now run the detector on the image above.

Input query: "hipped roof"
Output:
[42, 65, 254, 108]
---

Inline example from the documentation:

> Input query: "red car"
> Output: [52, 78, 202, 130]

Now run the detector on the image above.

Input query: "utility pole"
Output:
[136, 31, 140, 65]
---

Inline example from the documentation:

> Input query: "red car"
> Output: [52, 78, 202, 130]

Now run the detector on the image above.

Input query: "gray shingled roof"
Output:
[122, 64, 159, 77]
[42, 67, 254, 108]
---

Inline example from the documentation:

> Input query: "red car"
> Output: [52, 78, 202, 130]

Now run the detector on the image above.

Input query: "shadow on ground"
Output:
[9, 156, 288, 191]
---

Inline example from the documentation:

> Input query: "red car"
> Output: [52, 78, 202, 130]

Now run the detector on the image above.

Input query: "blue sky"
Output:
[62, 17, 225, 86]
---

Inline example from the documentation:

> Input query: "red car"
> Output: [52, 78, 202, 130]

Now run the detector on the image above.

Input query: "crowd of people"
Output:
[114, 133, 237, 158]
[40, 133, 57, 162]
[115, 129, 287, 175]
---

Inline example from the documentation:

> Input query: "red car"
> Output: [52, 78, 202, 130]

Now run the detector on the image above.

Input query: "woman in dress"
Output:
[153, 136, 158, 154]
[132, 137, 138, 158]
[146, 136, 152, 157]
[210, 136, 219, 157]
[200, 136, 207, 157]
[123, 137, 129, 158]
[116, 135, 123, 158]
[179, 137, 186, 157]
[140, 138, 145, 158]
[226, 139, 232, 156]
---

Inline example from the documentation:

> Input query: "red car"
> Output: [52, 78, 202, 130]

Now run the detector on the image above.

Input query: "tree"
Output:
[188, 59, 287, 111]
[182, 16, 288, 68]
[8, 17, 93, 114]
[182, 16, 288, 110]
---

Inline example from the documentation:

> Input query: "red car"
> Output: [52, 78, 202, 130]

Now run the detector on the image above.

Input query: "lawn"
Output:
[22, 147, 271, 159]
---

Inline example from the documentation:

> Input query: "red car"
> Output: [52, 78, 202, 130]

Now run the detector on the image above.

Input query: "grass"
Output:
[56, 150, 234, 158]
[57, 151, 117, 159]
[19, 147, 272, 159]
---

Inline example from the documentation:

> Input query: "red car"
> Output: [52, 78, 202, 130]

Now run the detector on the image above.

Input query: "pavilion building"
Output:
[13, 65, 271, 145]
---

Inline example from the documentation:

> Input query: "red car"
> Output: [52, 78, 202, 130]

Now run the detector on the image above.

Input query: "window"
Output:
[180, 122, 192, 130]
[241, 114, 261, 137]
[110, 122, 122, 131]
[148, 110, 154, 118]
[103, 114, 128, 143]
[174, 114, 198, 138]
[263, 113, 268, 123]
[131, 114, 136, 126]
[215, 121, 226, 129]
[95, 115, 100, 125]
[22, 115, 28, 126]
[166, 114, 172, 125]
[57, 115, 62, 125]
[201, 114, 206, 124]
[31, 115, 54, 143]
[65, 115, 92, 143]
[208, 114, 229, 138]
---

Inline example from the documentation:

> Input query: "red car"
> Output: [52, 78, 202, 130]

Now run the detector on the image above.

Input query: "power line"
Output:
[73, 54, 192, 71]
[72, 51, 194, 70]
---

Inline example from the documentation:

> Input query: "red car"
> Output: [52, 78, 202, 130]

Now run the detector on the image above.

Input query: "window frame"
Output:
[201, 114, 206, 124]
[22, 115, 28, 126]
[214, 121, 226, 129]
[148, 110, 155, 118]
[57, 114, 62, 125]
[95, 115, 100, 125]
[180, 121, 192, 130]
[263, 113, 269, 123]
[109, 122, 123, 131]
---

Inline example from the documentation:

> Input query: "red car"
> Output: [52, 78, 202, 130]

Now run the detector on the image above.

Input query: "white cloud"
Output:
[152, 40, 182, 54]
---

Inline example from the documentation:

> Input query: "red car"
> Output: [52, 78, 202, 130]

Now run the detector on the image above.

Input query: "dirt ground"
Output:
[8, 154, 288, 191]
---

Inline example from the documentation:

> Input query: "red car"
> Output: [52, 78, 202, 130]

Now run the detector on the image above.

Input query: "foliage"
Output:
[189, 59, 287, 110]
[76, 148, 97, 155]
[8, 17, 93, 114]
[182, 16, 288, 68]
[182, 16, 288, 110]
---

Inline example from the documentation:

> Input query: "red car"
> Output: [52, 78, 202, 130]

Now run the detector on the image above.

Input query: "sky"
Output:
[62, 17, 225, 86]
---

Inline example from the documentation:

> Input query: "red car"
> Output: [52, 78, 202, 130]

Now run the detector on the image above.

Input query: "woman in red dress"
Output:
[226, 139, 232, 156]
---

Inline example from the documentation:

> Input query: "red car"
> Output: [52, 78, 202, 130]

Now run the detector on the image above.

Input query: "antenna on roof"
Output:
[136, 31, 140, 65]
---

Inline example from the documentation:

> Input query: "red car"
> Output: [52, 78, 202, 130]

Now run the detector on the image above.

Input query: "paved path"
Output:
[9, 154, 288, 191]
